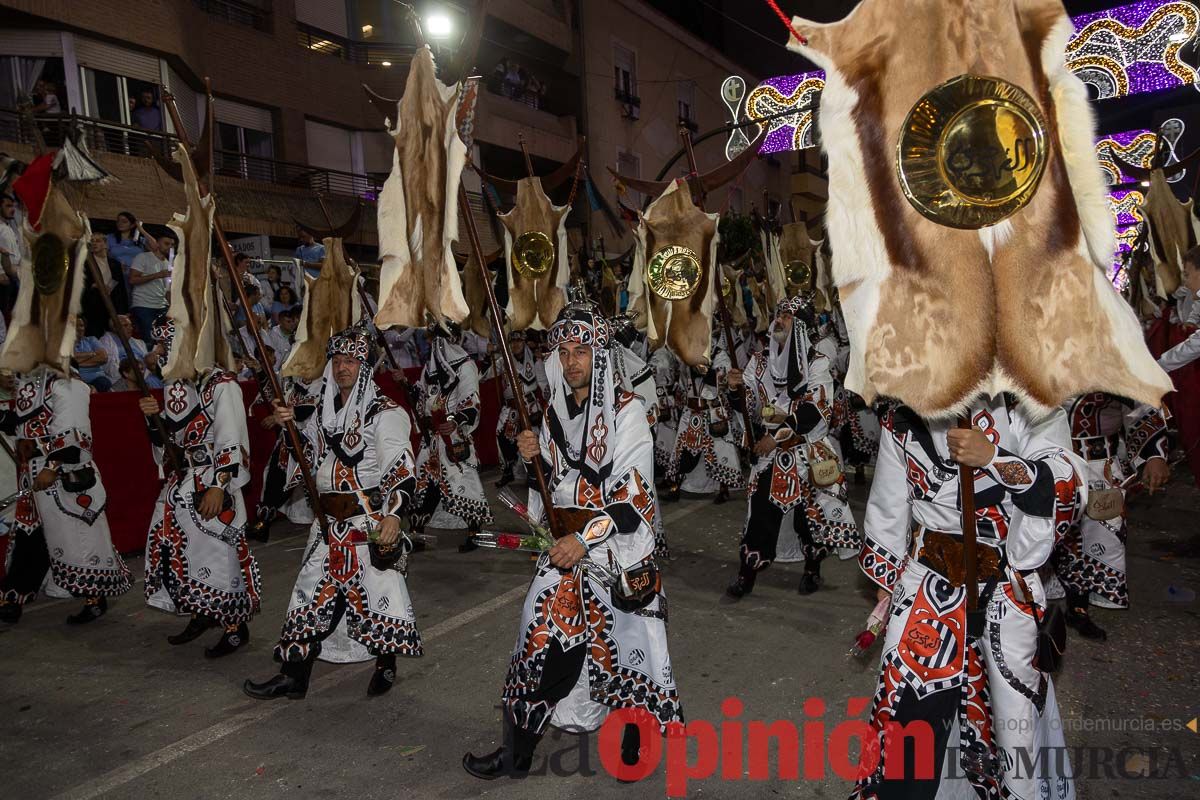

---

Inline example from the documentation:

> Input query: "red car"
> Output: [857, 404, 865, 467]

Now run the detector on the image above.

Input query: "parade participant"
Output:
[0, 169, 131, 625]
[1051, 394, 1169, 640]
[494, 329, 547, 489]
[1157, 248, 1200, 373]
[246, 375, 315, 543]
[854, 397, 1082, 799]
[243, 321, 422, 699]
[410, 322, 493, 551]
[664, 326, 744, 503]
[462, 301, 681, 779]
[725, 295, 860, 598]
[649, 345, 682, 483]
[139, 314, 261, 658]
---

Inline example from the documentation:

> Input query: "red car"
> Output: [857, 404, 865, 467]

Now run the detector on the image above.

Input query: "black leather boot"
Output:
[462, 747, 533, 780]
[247, 518, 271, 543]
[459, 530, 479, 553]
[205, 622, 250, 658]
[713, 485, 730, 505]
[243, 658, 313, 701]
[0, 601, 23, 625]
[495, 470, 515, 489]
[621, 722, 642, 767]
[167, 614, 217, 645]
[1066, 606, 1106, 641]
[367, 654, 397, 696]
[662, 484, 681, 503]
[66, 596, 107, 625]
[797, 570, 823, 595]
[725, 567, 757, 599]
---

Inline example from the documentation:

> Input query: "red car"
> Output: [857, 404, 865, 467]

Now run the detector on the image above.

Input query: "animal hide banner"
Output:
[759, 226, 786, 309]
[461, 250, 500, 339]
[281, 237, 361, 382]
[162, 142, 232, 382]
[786, 0, 1172, 417]
[721, 265, 748, 326]
[375, 45, 469, 329]
[1141, 168, 1200, 299]
[0, 187, 89, 375]
[500, 176, 569, 330]
[630, 180, 721, 368]
[779, 222, 830, 307]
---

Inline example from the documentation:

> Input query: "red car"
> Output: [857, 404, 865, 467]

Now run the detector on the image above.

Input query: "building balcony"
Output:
[488, 0, 572, 54]
[473, 89, 578, 164]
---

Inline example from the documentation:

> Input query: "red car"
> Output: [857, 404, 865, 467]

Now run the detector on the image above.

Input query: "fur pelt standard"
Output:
[630, 180, 721, 369]
[1141, 168, 1200, 299]
[162, 142, 232, 382]
[787, 0, 1172, 417]
[375, 46, 469, 329]
[499, 176, 569, 330]
[0, 187, 88, 375]
[281, 237, 361, 382]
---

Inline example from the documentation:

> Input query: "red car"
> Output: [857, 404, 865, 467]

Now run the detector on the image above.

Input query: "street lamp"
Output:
[426, 11, 453, 39]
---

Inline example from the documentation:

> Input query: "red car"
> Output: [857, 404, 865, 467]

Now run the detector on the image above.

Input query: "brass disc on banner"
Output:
[897, 74, 1048, 229]
[785, 259, 812, 292]
[647, 245, 702, 300]
[512, 230, 554, 277]
[721, 274, 733, 297]
[32, 234, 69, 295]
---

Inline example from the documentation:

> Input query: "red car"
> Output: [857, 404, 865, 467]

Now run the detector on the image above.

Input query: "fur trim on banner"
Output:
[500, 176, 569, 330]
[0, 188, 89, 374]
[629, 180, 720, 369]
[375, 46, 469, 329]
[281, 237, 361, 382]
[162, 142, 230, 382]
[788, 0, 1171, 418]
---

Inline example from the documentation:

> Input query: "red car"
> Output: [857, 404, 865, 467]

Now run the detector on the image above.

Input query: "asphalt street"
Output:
[1, 468, 1197, 799]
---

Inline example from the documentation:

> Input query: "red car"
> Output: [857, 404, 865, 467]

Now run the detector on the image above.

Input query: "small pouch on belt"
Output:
[1085, 487, 1123, 521]
[806, 442, 841, 487]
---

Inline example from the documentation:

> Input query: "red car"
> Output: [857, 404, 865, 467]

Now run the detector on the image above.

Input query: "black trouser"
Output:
[508, 639, 589, 758]
[255, 440, 290, 523]
[279, 592, 393, 684]
[671, 449, 702, 486]
[497, 434, 519, 474]
[409, 485, 481, 533]
[737, 468, 823, 574]
[0, 529, 51, 604]
[861, 684, 959, 799]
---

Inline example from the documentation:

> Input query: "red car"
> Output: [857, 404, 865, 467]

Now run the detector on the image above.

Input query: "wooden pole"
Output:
[957, 416, 979, 614]
[160, 86, 328, 540]
[678, 128, 756, 448]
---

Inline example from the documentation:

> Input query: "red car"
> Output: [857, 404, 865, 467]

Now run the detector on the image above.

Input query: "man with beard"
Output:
[462, 301, 682, 780]
[243, 321, 422, 699]
[409, 322, 493, 551]
[725, 295, 860, 598]
[138, 315, 262, 658]
[494, 329, 547, 489]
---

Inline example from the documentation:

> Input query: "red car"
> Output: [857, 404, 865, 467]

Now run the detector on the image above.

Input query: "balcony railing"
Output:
[192, 0, 272, 32]
[296, 24, 417, 66]
[0, 109, 385, 200]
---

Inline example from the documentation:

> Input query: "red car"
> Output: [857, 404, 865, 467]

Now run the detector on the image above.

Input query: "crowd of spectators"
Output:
[489, 58, 548, 110]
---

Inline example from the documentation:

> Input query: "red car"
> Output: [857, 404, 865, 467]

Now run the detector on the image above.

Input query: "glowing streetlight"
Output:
[426, 12, 453, 39]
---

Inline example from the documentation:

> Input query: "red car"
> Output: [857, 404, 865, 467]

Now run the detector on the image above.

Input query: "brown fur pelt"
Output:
[0, 187, 88, 374]
[721, 265, 747, 326]
[1141, 168, 1199, 299]
[375, 46, 469, 329]
[500, 176, 569, 330]
[282, 238, 361, 382]
[162, 143, 232, 382]
[788, 0, 1172, 417]
[629, 180, 721, 369]
[461, 249, 500, 339]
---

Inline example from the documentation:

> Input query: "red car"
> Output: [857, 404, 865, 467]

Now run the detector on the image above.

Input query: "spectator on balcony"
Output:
[31, 79, 61, 115]
[107, 212, 156, 298]
[129, 231, 175, 342]
[294, 228, 325, 279]
[73, 316, 112, 392]
[262, 264, 284, 306]
[89, 232, 129, 313]
[131, 90, 163, 131]
[269, 285, 298, 324]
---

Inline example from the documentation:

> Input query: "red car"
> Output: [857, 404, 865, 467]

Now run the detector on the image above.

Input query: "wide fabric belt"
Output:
[1072, 433, 1120, 461]
[319, 490, 380, 523]
[686, 398, 718, 411]
[912, 528, 1003, 587]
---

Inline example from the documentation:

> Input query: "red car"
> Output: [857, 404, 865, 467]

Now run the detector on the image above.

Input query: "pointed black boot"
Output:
[495, 470, 514, 489]
[167, 614, 217, 645]
[725, 567, 757, 600]
[247, 518, 271, 543]
[462, 746, 533, 780]
[367, 654, 397, 696]
[713, 485, 730, 505]
[244, 658, 313, 700]
[797, 571, 823, 595]
[0, 602, 23, 624]
[66, 596, 107, 625]
[1066, 607, 1107, 641]
[205, 622, 250, 658]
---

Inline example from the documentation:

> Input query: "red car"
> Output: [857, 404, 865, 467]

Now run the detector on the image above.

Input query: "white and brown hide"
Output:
[760, 226, 786, 309]
[747, 276, 771, 332]
[461, 249, 500, 339]
[721, 265, 748, 326]
[779, 222, 829, 307]
[0, 187, 88, 374]
[375, 46, 469, 330]
[282, 238, 361, 382]
[630, 180, 720, 368]
[787, 0, 1171, 417]
[500, 176, 569, 330]
[1141, 168, 1200, 299]
[600, 261, 622, 319]
[162, 143, 232, 382]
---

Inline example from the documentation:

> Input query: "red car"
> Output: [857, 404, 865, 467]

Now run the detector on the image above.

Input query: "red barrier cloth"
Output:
[1147, 315, 1200, 488]
[62, 370, 503, 556]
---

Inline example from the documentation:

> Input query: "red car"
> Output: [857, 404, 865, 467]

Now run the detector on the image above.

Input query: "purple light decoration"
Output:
[745, 69, 825, 155]
[1095, 128, 1155, 183]
[1069, 0, 1199, 98]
